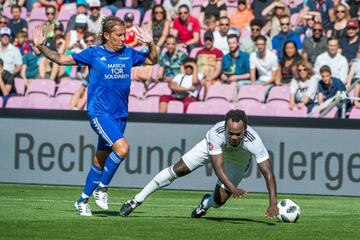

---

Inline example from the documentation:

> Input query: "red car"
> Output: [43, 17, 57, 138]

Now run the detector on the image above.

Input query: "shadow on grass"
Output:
[203, 216, 276, 225]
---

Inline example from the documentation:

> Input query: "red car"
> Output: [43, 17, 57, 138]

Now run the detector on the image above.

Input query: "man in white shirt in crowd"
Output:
[87, 0, 104, 35]
[0, 27, 22, 76]
[314, 37, 348, 84]
[213, 16, 230, 55]
[163, 0, 192, 20]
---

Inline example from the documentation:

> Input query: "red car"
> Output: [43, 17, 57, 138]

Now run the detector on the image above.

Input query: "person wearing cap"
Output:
[340, 19, 360, 62]
[65, 0, 89, 34]
[0, 27, 22, 77]
[8, 4, 28, 39]
[34, 15, 158, 217]
[229, 0, 254, 31]
[87, 0, 104, 35]
[65, 14, 87, 51]
[195, 30, 223, 93]
[124, 12, 139, 48]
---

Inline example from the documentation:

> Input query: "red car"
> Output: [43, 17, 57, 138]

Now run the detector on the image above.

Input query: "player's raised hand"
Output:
[134, 25, 153, 44]
[33, 25, 46, 47]
[232, 187, 248, 198]
[265, 203, 279, 219]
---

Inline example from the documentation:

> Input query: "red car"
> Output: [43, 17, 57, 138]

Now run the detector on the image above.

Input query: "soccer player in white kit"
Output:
[120, 109, 279, 219]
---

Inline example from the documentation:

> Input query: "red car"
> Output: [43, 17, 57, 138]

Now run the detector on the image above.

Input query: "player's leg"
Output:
[120, 138, 210, 216]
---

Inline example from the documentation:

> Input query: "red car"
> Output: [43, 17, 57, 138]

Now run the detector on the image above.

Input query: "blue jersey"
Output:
[72, 45, 146, 118]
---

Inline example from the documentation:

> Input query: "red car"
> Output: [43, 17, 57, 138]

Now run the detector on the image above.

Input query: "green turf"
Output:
[0, 183, 359, 240]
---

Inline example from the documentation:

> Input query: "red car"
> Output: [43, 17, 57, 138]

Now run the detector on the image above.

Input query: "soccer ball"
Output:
[276, 199, 301, 223]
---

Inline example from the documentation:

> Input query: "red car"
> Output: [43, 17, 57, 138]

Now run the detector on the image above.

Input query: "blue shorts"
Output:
[89, 114, 127, 150]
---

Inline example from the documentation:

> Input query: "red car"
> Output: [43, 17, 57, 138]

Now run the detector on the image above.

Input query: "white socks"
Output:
[202, 195, 221, 210]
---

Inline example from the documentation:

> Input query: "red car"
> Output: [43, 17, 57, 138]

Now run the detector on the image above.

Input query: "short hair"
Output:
[219, 16, 230, 22]
[227, 33, 239, 42]
[279, 14, 290, 22]
[182, 57, 196, 65]
[327, 36, 339, 44]
[254, 35, 267, 43]
[178, 4, 190, 12]
[45, 5, 57, 14]
[16, 30, 27, 38]
[320, 65, 332, 74]
[205, 14, 216, 23]
[250, 19, 263, 28]
[225, 109, 248, 128]
[11, 4, 21, 13]
[166, 34, 176, 41]
[84, 31, 96, 40]
[0, 58, 3, 66]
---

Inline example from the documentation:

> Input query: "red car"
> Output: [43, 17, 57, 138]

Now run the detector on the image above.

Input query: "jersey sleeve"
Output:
[245, 129, 269, 163]
[71, 47, 94, 67]
[131, 48, 147, 67]
[206, 128, 224, 155]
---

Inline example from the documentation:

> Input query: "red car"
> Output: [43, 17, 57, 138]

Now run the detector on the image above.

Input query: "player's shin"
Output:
[98, 151, 124, 189]
[134, 165, 178, 203]
[202, 195, 222, 210]
[78, 163, 103, 202]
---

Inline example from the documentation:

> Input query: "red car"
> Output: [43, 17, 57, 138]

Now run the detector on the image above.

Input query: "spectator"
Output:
[199, 0, 227, 28]
[314, 37, 348, 84]
[124, 12, 139, 48]
[346, 44, 360, 89]
[159, 57, 201, 113]
[213, 16, 230, 55]
[261, 0, 290, 38]
[14, 30, 32, 55]
[196, 30, 223, 91]
[347, 0, 360, 19]
[340, 19, 360, 62]
[172, 4, 200, 53]
[0, 16, 8, 29]
[131, 0, 153, 18]
[317, 65, 350, 117]
[272, 15, 303, 61]
[289, 60, 318, 113]
[293, 11, 322, 39]
[240, 19, 272, 55]
[43, 5, 59, 38]
[21, 43, 41, 87]
[251, 0, 272, 26]
[276, 40, 303, 86]
[250, 35, 278, 86]
[163, 0, 192, 20]
[301, 0, 335, 32]
[328, 3, 350, 39]
[204, 14, 217, 32]
[220, 34, 250, 90]
[145, 4, 170, 52]
[34, 0, 64, 10]
[45, 21, 64, 51]
[229, 0, 254, 31]
[87, 0, 103, 35]
[157, 35, 187, 82]
[0, 58, 15, 107]
[8, 4, 27, 39]
[65, 0, 88, 34]
[65, 14, 87, 52]
[0, 27, 22, 76]
[354, 82, 360, 107]
[302, 22, 328, 65]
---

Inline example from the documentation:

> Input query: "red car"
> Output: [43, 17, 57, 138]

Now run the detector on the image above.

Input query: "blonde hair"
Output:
[335, 4, 350, 21]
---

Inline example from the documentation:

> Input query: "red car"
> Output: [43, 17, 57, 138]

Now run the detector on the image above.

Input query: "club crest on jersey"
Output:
[208, 142, 214, 151]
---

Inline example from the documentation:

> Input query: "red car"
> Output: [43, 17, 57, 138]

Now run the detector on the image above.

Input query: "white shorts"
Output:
[182, 138, 251, 191]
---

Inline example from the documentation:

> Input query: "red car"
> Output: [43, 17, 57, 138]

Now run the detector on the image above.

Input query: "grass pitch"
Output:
[0, 183, 359, 240]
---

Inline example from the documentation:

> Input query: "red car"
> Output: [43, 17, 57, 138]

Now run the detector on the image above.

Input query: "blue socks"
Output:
[97, 151, 124, 190]
[78, 163, 103, 202]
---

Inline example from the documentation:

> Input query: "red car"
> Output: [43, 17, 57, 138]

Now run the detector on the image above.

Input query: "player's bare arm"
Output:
[210, 154, 247, 198]
[33, 25, 76, 65]
[135, 26, 158, 65]
[258, 159, 279, 218]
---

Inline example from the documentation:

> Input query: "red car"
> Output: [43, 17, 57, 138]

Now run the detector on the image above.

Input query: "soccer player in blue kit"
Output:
[33, 16, 158, 216]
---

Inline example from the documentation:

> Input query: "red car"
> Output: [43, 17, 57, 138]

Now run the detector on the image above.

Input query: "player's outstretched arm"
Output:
[210, 154, 247, 198]
[135, 26, 158, 65]
[33, 25, 76, 66]
[258, 159, 279, 219]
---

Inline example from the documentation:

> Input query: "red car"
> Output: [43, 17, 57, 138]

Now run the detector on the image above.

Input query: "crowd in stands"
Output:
[0, 0, 360, 119]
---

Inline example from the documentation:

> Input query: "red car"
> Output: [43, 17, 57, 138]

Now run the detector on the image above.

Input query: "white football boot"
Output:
[93, 189, 109, 210]
[74, 201, 92, 217]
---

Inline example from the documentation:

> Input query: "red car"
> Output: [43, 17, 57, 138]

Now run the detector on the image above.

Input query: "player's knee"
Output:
[112, 138, 129, 157]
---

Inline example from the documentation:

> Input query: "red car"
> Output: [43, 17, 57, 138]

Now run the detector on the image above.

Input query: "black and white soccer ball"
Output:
[276, 199, 301, 223]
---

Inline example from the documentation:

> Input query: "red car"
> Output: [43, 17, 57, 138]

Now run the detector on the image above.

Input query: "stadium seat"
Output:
[246, 103, 276, 117]
[266, 100, 291, 112]
[130, 80, 146, 99]
[206, 99, 233, 115]
[29, 7, 47, 21]
[14, 78, 26, 96]
[189, 47, 203, 58]
[192, 0, 203, 7]
[116, 8, 142, 26]
[58, 7, 76, 30]
[191, 7, 201, 20]
[145, 82, 171, 97]
[349, 107, 360, 119]
[101, 8, 112, 16]
[267, 86, 290, 103]
[167, 100, 184, 113]
[186, 101, 209, 114]
[236, 99, 262, 112]
[28, 95, 60, 110]
[311, 107, 338, 118]
[275, 106, 307, 118]
[205, 84, 235, 102]
[55, 95, 73, 109]
[128, 96, 153, 112]
[5, 96, 30, 109]
[2, 7, 27, 19]
[144, 96, 160, 112]
[26, 79, 56, 97]
[238, 85, 265, 102]
[56, 80, 82, 96]
[240, 28, 251, 41]
[142, 9, 152, 26]
[226, 7, 237, 19]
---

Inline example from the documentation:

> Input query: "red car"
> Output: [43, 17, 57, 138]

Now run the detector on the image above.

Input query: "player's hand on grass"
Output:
[231, 187, 247, 198]
[265, 204, 279, 219]
[135, 25, 153, 44]
[33, 25, 46, 47]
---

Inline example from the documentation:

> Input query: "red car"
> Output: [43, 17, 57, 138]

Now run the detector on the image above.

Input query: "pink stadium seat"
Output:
[238, 85, 265, 102]
[101, 8, 112, 16]
[142, 9, 152, 26]
[191, 7, 201, 19]
[267, 86, 291, 103]
[116, 8, 142, 26]
[29, 7, 47, 21]
[3, 7, 27, 19]
[247, 103, 276, 117]
[349, 107, 360, 119]
[311, 106, 338, 118]
[205, 84, 235, 102]
[186, 101, 209, 114]
[130, 81, 146, 99]
[14, 78, 26, 96]
[192, 0, 203, 7]
[226, 7, 237, 19]
[128, 96, 153, 112]
[189, 47, 203, 58]
[240, 28, 251, 41]
[236, 99, 263, 112]
[56, 80, 82, 96]
[151, 64, 160, 81]
[275, 106, 307, 118]
[58, 7, 76, 30]
[26, 79, 56, 97]
[266, 100, 291, 111]
[224, 0, 238, 7]
[5, 96, 30, 109]
[206, 99, 233, 115]
[144, 96, 160, 112]
[145, 82, 171, 97]
[55, 95, 73, 109]
[28, 95, 60, 110]
[167, 100, 184, 114]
